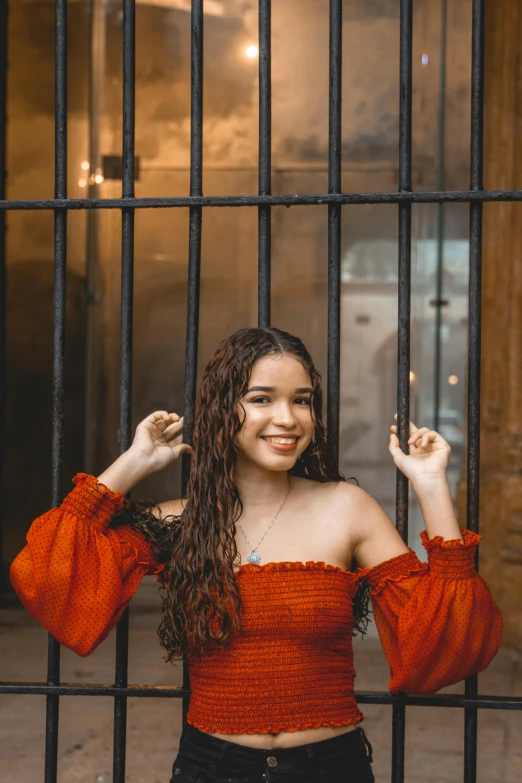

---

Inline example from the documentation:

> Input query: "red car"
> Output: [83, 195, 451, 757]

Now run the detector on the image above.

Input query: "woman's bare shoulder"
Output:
[290, 476, 372, 527]
[151, 497, 187, 519]
[325, 481, 410, 568]
[292, 475, 368, 507]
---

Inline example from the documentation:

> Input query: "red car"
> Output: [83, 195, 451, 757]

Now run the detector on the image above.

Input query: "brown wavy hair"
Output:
[114, 327, 371, 662]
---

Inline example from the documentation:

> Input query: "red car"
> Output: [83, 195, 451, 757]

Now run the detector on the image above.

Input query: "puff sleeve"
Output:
[355, 528, 504, 694]
[9, 473, 165, 657]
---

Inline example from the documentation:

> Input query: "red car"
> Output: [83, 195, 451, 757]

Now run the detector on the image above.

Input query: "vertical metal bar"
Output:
[0, 0, 8, 592]
[113, 0, 136, 780]
[393, 1, 412, 781]
[433, 0, 448, 434]
[327, 0, 342, 468]
[45, 0, 68, 780]
[464, 2, 484, 781]
[84, 0, 107, 473]
[258, 0, 271, 327]
[182, 0, 203, 733]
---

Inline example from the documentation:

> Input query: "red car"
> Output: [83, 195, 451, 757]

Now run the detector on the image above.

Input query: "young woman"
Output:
[11, 327, 503, 783]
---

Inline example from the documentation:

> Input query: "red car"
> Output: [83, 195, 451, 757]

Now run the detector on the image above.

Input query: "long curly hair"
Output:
[114, 327, 371, 662]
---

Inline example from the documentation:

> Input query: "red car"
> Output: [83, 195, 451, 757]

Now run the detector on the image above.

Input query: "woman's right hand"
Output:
[130, 411, 192, 472]
[97, 411, 192, 495]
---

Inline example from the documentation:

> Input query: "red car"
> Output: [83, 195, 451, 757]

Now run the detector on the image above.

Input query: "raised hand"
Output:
[130, 411, 192, 472]
[388, 413, 451, 485]
[97, 411, 192, 495]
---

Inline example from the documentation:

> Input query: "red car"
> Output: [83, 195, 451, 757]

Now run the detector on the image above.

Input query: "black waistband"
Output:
[178, 723, 373, 775]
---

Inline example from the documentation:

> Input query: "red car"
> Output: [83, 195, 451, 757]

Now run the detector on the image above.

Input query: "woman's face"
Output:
[234, 354, 315, 470]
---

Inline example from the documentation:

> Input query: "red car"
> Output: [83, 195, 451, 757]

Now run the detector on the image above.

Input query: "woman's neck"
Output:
[231, 461, 291, 509]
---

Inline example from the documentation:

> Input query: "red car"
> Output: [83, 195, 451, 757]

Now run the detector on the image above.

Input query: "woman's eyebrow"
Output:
[247, 386, 313, 394]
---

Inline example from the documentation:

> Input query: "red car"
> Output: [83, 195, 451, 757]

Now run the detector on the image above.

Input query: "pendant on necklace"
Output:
[247, 551, 261, 564]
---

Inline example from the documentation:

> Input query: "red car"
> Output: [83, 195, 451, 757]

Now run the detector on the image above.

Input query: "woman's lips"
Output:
[261, 437, 298, 453]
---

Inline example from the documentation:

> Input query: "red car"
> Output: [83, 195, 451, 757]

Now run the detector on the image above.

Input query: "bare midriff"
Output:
[205, 722, 360, 750]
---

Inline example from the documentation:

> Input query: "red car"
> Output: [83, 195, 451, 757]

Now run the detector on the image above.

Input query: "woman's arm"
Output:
[10, 410, 192, 656]
[352, 415, 463, 569]
[345, 416, 503, 694]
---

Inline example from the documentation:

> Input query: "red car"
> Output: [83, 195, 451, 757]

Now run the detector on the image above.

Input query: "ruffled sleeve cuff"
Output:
[114, 524, 166, 580]
[355, 549, 428, 595]
[420, 527, 480, 579]
[62, 473, 126, 529]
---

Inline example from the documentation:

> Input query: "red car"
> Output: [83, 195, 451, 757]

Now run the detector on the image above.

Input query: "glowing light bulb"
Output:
[448, 374, 459, 385]
[94, 173, 104, 184]
[245, 44, 258, 59]
[81, 161, 90, 171]
[78, 178, 87, 188]
[409, 371, 416, 383]
[422, 53, 429, 65]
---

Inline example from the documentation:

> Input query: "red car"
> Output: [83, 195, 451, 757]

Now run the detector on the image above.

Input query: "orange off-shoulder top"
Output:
[10, 473, 503, 735]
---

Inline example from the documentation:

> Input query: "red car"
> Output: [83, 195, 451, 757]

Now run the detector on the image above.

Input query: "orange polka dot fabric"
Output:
[10, 474, 504, 733]
[355, 533, 504, 694]
[9, 473, 164, 657]
[187, 560, 366, 734]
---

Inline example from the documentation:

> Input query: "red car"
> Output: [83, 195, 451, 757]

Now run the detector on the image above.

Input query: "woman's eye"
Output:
[251, 397, 310, 405]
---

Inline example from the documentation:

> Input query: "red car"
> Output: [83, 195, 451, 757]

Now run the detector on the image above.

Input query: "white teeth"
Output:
[264, 437, 297, 444]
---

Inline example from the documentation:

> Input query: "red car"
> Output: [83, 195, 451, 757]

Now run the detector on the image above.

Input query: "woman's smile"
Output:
[261, 435, 299, 452]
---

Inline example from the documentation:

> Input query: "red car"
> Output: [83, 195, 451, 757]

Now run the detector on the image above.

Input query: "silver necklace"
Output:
[237, 480, 291, 564]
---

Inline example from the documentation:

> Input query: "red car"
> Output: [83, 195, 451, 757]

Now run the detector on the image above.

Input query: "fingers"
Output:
[172, 443, 193, 459]
[388, 432, 404, 460]
[163, 417, 186, 441]
[162, 416, 193, 454]
[408, 426, 430, 446]
[393, 413, 418, 434]
[390, 423, 437, 448]
[414, 430, 438, 448]
[142, 411, 181, 429]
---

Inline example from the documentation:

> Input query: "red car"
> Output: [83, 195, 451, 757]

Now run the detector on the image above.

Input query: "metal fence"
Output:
[1, 1, 522, 782]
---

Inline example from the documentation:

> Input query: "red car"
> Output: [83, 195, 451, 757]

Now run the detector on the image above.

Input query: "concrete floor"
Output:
[1, 579, 521, 783]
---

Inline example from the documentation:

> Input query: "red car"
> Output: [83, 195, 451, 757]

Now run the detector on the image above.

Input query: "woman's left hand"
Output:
[389, 414, 451, 484]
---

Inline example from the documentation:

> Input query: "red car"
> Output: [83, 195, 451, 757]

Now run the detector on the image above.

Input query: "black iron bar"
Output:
[2, 188, 522, 212]
[113, 0, 136, 780]
[0, 0, 8, 592]
[433, 0, 448, 434]
[327, 0, 342, 467]
[1, 683, 521, 712]
[46, 0, 68, 781]
[393, 2, 413, 781]
[464, 2, 485, 782]
[258, 0, 271, 327]
[83, 0, 106, 474]
[181, 0, 204, 734]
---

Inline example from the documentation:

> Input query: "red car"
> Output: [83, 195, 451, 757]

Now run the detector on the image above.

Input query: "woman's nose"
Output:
[271, 404, 297, 425]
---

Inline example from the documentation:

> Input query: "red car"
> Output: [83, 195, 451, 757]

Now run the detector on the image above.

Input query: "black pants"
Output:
[169, 723, 375, 783]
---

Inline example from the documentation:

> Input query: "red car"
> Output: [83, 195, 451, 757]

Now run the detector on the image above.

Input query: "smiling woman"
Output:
[10, 326, 502, 783]
[235, 358, 315, 466]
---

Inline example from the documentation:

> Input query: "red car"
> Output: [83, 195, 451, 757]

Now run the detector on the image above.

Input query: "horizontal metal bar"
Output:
[1, 189, 522, 212]
[357, 692, 522, 710]
[0, 683, 189, 697]
[1, 684, 521, 710]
